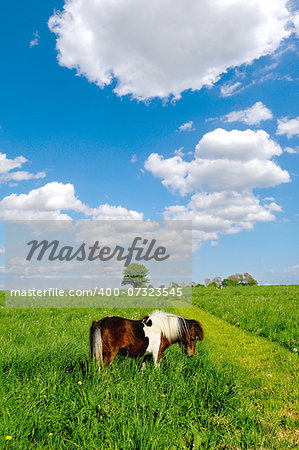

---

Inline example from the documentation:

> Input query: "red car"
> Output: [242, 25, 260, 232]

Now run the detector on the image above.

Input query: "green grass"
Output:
[0, 289, 298, 448]
[177, 306, 298, 448]
[192, 285, 299, 350]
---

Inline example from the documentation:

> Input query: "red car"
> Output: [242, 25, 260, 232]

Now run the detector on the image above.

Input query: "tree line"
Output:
[121, 264, 258, 289]
[200, 273, 258, 288]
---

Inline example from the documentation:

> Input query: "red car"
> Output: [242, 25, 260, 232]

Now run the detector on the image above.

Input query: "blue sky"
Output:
[0, 0, 298, 285]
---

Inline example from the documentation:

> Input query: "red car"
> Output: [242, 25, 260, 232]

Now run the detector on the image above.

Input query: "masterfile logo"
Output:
[5, 220, 192, 308]
[26, 237, 170, 266]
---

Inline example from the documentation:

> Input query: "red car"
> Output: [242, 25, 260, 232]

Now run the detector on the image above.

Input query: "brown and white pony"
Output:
[90, 310, 204, 369]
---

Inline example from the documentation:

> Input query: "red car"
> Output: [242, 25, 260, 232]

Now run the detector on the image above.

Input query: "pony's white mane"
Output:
[148, 310, 187, 342]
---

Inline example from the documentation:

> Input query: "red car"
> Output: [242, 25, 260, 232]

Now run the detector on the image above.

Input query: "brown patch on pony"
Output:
[90, 316, 149, 368]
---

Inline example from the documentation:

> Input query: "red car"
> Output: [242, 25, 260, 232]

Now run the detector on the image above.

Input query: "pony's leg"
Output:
[156, 336, 171, 365]
[141, 355, 152, 373]
[144, 333, 163, 367]
[103, 348, 119, 367]
[153, 346, 162, 367]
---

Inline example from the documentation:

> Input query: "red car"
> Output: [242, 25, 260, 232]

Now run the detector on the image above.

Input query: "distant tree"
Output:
[204, 278, 212, 287]
[212, 277, 222, 286]
[121, 263, 150, 288]
[228, 273, 244, 284]
[243, 273, 258, 286]
[227, 273, 258, 286]
[195, 283, 205, 287]
[208, 281, 217, 288]
[171, 281, 179, 288]
[222, 278, 237, 287]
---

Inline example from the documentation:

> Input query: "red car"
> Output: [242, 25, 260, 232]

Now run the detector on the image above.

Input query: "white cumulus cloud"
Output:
[276, 116, 299, 138]
[164, 190, 281, 246]
[48, 0, 291, 100]
[0, 153, 27, 173]
[145, 129, 289, 195]
[0, 182, 87, 220]
[223, 102, 273, 125]
[0, 182, 143, 221]
[145, 128, 289, 246]
[90, 204, 143, 220]
[0, 152, 46, 184]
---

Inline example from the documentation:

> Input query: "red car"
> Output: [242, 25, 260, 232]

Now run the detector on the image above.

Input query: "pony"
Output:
[89, 310, 204, 369]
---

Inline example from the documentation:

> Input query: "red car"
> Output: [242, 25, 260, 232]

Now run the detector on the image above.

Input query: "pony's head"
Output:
[181, 319, 204, 357]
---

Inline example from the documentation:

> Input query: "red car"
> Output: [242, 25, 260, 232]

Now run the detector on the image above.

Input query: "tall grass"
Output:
[192, 285, 299, 350]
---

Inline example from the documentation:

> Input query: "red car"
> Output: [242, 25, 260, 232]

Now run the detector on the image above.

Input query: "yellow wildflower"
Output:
[78, 381, 83, 386]
[6, 436, 12, 441]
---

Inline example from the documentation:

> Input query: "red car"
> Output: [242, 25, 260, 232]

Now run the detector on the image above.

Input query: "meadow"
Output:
[0, 286, 298, 449]
[192, 285, 298, 350]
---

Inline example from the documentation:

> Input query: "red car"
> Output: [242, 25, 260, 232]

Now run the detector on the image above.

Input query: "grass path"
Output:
[176, 306, 298, 446]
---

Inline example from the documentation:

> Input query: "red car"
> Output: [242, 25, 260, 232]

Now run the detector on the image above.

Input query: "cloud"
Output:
[0, 181, 142, 221]
[282, 264, 299, 273]
[284, 146, 299, 154]
[0, 171, 46, 183]
[130, 154, 137, 163]
[145, 128, 289, 246]
[276, 116, 299, 138]
[0, 153, 27, 173]
[174, 147, 185, 157]
[145, 129, 289, 195]
[223, 102, 273, 125]
[220, 82, 242, 97]
[0, 182, 86, 220]
[48, 0, 290, 100]
[29, 31, 40, 48]
[90, 204, 143, 220]
[178, 121, 194, 132]
[0, 152, 45, 184]
[163, 190, 283, 247]
[294, 12, 299, 36]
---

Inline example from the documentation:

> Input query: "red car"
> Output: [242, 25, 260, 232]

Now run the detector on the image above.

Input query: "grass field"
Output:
[0, 287, 298, 449]
[193, 285, 298, 350]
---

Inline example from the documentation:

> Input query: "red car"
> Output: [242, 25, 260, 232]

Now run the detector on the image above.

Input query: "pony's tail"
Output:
[89, 321, 103, 368]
